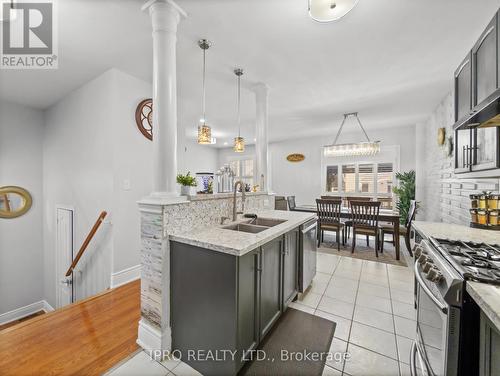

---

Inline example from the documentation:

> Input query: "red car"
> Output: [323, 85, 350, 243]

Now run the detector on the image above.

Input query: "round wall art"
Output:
[286, 153, 305, 162]
[135, 98, 153, 141]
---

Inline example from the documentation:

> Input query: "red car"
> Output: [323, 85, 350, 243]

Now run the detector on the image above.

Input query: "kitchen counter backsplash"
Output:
[163, 193, 274, 234]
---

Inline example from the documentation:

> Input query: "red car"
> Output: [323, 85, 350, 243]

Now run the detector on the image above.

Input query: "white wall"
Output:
[217, 125, 416, 205]
[43, 71, 115, 306]
[0, 101, 44, 315]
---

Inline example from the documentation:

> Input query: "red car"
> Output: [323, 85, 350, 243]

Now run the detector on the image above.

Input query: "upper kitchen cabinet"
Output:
[453, 9, 500, 177]
[455, 53, 473, 123]
[472, 14, 498, 107]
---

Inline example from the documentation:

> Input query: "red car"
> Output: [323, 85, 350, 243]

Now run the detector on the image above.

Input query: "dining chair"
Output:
[350, 201, 381, 257]
[287, 196, 296, 211]
[379, 200, 417, 257]
[316, 199, 345, 251]
[344, 197, 373, 242]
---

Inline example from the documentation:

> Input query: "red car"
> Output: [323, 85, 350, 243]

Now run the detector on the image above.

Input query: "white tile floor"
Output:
[107, 246, 416, 376]
[291, 249, 416, 376]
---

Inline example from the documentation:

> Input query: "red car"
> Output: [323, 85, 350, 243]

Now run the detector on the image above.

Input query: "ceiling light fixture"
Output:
[308, 0, 359, 22]
[233, 68, 245, 153]
[323, 112, 380, 157]
[197, 39, 212, 144]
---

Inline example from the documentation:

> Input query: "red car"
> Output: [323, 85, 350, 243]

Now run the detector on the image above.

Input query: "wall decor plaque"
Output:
[0, 186, 33, 219]
[437, 127, 446, 145]
[135, 98, 153, 141]
[286, 153, 305, 162]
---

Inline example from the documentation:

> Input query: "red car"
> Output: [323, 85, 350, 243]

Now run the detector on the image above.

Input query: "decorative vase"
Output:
[181, 186, 196, 196]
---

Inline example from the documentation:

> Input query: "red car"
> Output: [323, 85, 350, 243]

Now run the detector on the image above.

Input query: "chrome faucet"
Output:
[232, 180, 246, 221]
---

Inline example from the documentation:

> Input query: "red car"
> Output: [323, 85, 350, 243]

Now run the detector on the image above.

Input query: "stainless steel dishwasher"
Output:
[299, 218, 317, 292]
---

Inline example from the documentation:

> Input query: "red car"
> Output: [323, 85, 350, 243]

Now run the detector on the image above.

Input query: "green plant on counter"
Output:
[393, 170, 416, 224]
[176, 172, 197, 187]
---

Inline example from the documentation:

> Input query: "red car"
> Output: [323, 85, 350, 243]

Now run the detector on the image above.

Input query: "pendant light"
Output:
[233, 68, 245, 153]
[197, 39, 212, 144]
[323, 112, 380, 157]
[308, 0, 359, 23]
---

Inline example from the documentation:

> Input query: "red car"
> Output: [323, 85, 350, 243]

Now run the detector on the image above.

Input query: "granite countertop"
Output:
[467, 282, 500, 330]
[412, 221, 500, 246]
[169, 210, 316, 256]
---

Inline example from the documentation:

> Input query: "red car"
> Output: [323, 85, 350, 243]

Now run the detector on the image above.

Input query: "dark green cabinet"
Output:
[170, 228, 300, 376]
[473, 14, 498, 106]
[237, 249, 260, 360]
[479, 311, 500, 376]
[259, 237, 283, 339]
[282, 229, 298, 310]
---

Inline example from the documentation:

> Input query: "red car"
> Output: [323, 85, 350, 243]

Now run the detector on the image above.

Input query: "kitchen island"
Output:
[169, 210, 316, 376]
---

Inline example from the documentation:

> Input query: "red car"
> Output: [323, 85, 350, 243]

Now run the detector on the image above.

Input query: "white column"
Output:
[144, 0, 186, 198]
[254, 83, 270, 192]
[137, 0, 186, 355]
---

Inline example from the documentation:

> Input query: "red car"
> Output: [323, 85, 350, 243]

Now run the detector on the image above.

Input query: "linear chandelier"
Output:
[323, 112, 380, 157]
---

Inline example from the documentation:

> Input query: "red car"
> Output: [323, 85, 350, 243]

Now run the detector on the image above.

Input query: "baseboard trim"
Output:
[0, 300, 53, 325]
[111, 264, 141, 288]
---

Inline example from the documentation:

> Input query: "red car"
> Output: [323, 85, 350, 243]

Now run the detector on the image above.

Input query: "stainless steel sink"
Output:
[222, 223, 269, 233]
[246, 218, 287, 227]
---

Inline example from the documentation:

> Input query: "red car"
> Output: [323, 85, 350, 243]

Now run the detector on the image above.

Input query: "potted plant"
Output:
[393, 170, 417, 224]
[176, 172, 197, 196]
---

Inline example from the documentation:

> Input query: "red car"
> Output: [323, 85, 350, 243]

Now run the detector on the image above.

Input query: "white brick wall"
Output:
[418, 93, 500, 225]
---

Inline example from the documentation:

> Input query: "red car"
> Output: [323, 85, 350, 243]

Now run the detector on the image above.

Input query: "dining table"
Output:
[292, 204, 402, 261]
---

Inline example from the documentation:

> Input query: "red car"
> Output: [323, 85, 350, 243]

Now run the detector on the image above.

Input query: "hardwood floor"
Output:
[0, 280, 140, 376]
[0, 311, 45, 331]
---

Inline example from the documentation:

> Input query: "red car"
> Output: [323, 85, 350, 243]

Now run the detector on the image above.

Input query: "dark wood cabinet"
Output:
[473, 14, 498, 107]
[479, 311, 500, 376]
[455, 53, 473, 122]
[453, 8, 500, 177]
[259, 237, 283, 339]
[282, 229, 298, 310]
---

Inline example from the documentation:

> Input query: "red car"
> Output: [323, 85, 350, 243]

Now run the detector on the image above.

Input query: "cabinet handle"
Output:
[463, 146, 466, 168]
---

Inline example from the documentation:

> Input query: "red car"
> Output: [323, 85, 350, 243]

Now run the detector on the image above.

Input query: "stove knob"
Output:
[418, 254, 428, 265]
[423, 262, 433, 273]
[414, 246, 422, 258]
[426, 269, 444, 283]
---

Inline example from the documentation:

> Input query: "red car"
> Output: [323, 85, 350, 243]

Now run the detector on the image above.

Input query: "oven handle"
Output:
[410, 341, 418, 376]
[414, 261, 448, 314]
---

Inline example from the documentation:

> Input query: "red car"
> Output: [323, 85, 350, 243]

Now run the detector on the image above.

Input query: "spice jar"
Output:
[470, 194, 479, 209]
[479, 195, 488, 209]
[489, 210, 499, 226]
[470, 209, 478, 223]
[488, 194, 499, 210]
[477, 209, 488, 225]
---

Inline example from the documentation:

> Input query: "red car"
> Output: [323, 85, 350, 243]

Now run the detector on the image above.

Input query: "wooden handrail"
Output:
[65, 211, 108, 277]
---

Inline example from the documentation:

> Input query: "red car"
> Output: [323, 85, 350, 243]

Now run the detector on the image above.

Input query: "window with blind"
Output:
[342, 164, 356, 193]
[324, 162, 395, 209]
[326, 166, 339, 192]
[229, 159, 254, 189]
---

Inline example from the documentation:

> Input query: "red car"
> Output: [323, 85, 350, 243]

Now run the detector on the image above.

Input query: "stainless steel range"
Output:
[411, 237, 500, 376]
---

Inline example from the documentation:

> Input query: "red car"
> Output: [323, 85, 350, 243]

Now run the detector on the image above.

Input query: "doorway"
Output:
[56, 207, 74, 308]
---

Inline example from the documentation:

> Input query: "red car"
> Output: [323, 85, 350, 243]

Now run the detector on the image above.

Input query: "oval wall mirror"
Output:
[0, 186, 33, 219]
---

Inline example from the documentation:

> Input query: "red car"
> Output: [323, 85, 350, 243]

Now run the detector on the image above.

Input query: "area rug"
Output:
[319, 234, 408, 267]
[238, 308, 336, 376]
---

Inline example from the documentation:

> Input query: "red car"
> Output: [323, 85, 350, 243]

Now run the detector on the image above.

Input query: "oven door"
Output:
[414, 261, 452, 376]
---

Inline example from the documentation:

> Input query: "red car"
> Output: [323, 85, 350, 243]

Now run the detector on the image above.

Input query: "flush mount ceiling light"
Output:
[197, 39, 212, 144]
[0, 1, 17, 23]
[308, 0, 359, 22]
[233, 68, 245, 153]
[323, 112, 380, 157]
